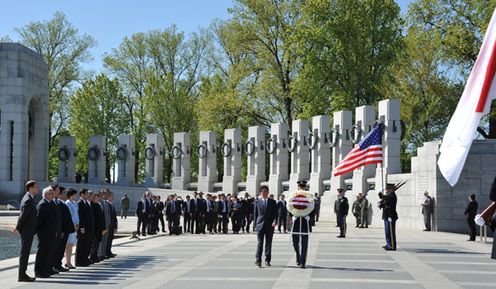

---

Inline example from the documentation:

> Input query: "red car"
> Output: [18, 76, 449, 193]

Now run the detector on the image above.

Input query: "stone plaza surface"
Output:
[0, 217, 494, 289]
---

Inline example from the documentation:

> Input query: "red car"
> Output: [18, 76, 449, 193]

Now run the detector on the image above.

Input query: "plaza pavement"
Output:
[0, 217, 494, 289]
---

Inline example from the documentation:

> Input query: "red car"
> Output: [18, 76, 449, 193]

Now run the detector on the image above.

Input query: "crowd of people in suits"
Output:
[14, 181, 118, 282]
[135, 190, 322, 236]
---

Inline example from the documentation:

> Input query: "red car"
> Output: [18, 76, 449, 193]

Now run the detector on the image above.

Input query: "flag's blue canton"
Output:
[359, 124, 382, 150]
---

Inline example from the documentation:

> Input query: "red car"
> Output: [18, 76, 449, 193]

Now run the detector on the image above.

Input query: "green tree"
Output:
[408, 0, 496, 137]
[68, 74, 129, 181]
[15, 11, 96, 148]
[295, 0, 403, 116]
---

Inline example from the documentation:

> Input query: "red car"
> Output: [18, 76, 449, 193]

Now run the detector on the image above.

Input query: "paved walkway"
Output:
[0, 219, 494, 289]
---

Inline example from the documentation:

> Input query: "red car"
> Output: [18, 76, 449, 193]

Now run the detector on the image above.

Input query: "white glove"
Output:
[474, 214, 485, 226]
[292, 216, 297, 221]
[304, 216, 310, 221]
[388, 217, 392, 222]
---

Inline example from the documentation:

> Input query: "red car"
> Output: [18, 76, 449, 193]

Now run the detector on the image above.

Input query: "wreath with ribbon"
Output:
[286, 190, 315, 217]
[116, 146, 128, 161]
[171, 145, 183, 159]
[87, 147, 100, 161]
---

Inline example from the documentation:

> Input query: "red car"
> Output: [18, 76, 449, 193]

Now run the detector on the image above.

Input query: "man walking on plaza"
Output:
[254, 185, 278, 267]
[14, 180, 39, 282]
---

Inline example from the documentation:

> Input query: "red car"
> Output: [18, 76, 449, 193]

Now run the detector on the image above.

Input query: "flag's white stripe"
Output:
[334, 157, 383, 175]
[341, 145, 382, 159]
[335, 151, 383, 169]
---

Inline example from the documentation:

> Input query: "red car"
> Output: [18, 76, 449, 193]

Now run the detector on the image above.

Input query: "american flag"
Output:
[333, 124, 383, 176]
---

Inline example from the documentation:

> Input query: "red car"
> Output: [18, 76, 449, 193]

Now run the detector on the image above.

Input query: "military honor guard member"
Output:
[335, 188, 349, 238]
[379, 183, 399, 251]
[287, 180, 315, 269]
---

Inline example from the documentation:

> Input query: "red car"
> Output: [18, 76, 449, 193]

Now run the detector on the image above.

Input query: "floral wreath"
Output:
[287, 190, 315, 217]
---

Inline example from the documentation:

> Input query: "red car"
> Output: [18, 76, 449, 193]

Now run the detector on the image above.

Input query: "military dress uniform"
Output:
[380, 184, 398, 251]
[291, 215, 311, 268]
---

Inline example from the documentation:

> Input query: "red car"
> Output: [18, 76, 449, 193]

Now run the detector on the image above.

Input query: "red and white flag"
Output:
[438, 8, 496, 186]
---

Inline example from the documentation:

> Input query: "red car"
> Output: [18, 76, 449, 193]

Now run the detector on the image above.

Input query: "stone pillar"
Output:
[330, 111, 353, 192]
[268, 122, 289, 197]
[171, 132, 191, 190]
[116, 134, 135, 185]
[57, 136, 76, 183]
[0, 43, 49, 199]
[145, 133, 164, 187]
[198, 131, 217, 192]
[88, 136, 106, 184]
[289, 120, 310, 193]
[352, 105, 377, 194]
[222, 128, 242, 195]
[246, 126, 266, 195]
[309, 115, 331, 195]
[376, 99, 402, 190]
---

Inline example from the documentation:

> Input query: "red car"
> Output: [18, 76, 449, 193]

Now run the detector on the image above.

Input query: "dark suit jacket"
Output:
[110, 203, 117, 230]
[277, 200, 288, 218]
[91, 202, 105, 240]
[254, 198, 277, 232]
[16, 193, 37, 233]
[464, 200, 478, 219]
[491, 176, 496, 202]
[59, 200, 75, 234]
[217, 200, 230, 215]
[36, 199, 56, 240]
[165, 200, 181, 217]
[136, 200, 145, 218]
[51, 200, 62, 237]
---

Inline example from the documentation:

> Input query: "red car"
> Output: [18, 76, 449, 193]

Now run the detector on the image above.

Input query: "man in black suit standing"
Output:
[183, 195, 192, 232]
[105, 191, 118, 258]
[14, 180, 39, 282]
[464, 193, 478, 241]
[54, 187, 74, 272]
[277, 194, 288, 233]
[254, 185, 278, 267]
[34, 187, 56, 278]
[75, 188, 92, 267]
[218, 194, 230, 234]
[165, 195, 180, 235]
[157, 196, 166, 233]
[136, 193, 146, 236]
[48, 184, 63, 275]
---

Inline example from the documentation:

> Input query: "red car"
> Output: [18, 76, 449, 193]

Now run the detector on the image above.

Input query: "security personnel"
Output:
[380, 183, 398, 251]
[290, 180, 313, 269]
[336, 188, 349, 238]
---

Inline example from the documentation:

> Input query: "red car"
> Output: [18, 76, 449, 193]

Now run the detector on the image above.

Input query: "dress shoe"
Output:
[336, 235, 345, 238]
[385, 248, 396, 251]
[255, 261, 262, 268]
[265, 261, 271, 267]
[18, 274, 35, 282]
[90, 258, 100, 263]
[299, 264, 306, 269]
[423, 229, 431, 231]
[56, 266, 69, 272]
[35, 273, 50, 278]
[49, 268, 59, 275]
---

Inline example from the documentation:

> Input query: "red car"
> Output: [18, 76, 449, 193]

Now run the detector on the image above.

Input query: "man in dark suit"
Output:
[48, 184, 63, 275]
[54, 187, 74, 272]
[183, 195, 192, 232]
[277, 194, 288, 233]
[75, 188, 92, 267]
[105, 191, 118, 258]
[254, 185, 278, 267]
[165, 195, 180, 235]
[336, 188, 349, 238]
[14, 180, 39, 282]
[464, 193, 478, 241]
[157, 196, 166, 233]
[136, 193, 146, 235]
[197, 192, 207, 234]
[218, 194, 230, 234]
[34, 187, 56, 278]
[145, 191, 155, 235]
[90, 192, 106, 263]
